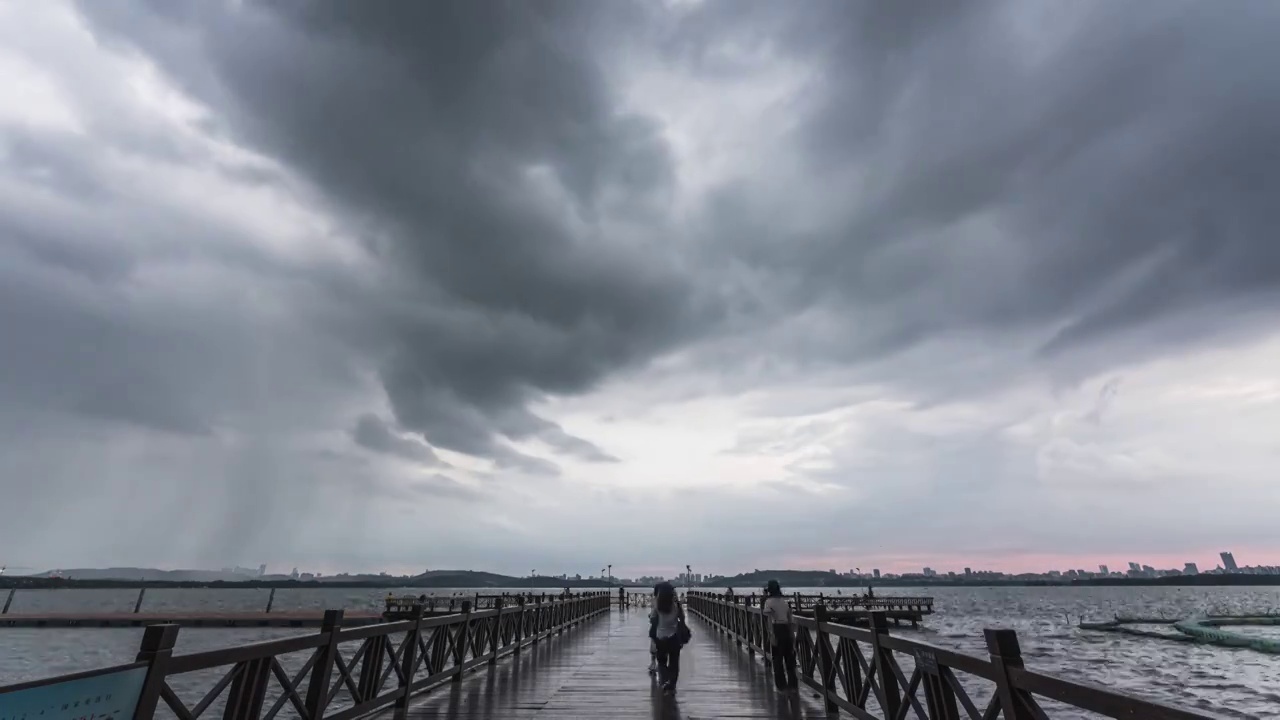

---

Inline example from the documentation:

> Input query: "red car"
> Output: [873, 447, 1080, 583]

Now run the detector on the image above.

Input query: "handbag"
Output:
[676, 604, 692, 645]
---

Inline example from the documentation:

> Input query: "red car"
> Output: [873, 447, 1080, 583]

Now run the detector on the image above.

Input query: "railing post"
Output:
[133, 623, 180, 720]
[914, 647, 960, 720]
[304, 610, 343, 719]
[223, 657, 272, 720]
[453, 601, 472, 682]
[134, 587, 147, 614]
[513, 595, 525, 652]
[814, 605, 838, 713]
[1, 589, 14, 614]
[735, 595, 744, 647]
[264, 588, 276, 614]
[759, 598, 773, 666]
[870, 611, 901, 718]
[394, 607, 423, 716]
[986, 629, 1037, 720]
[531, 595, 541, 644]
[489, 598, 503, 663]
[357, 633, 388, 701]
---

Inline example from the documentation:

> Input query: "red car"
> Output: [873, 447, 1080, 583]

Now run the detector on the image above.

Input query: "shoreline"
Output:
[3, 574, 1280, 590]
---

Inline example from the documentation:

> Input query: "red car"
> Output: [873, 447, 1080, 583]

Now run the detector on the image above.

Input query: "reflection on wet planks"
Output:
[384, 606, 831, 719]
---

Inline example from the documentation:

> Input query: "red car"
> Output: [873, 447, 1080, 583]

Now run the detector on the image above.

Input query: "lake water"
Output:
[2, 585, 1277, 718]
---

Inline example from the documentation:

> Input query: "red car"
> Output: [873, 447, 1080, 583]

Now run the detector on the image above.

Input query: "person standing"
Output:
[648, 585, 659, 673]
[762, 580, 798, 692]
[649, 582, 687, 695]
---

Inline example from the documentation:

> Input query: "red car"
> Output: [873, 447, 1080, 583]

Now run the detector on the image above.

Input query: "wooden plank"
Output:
[378, 607, 832, 719]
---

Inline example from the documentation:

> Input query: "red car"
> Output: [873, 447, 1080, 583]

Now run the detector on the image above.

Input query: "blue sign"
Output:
[0, 666, 146, 720]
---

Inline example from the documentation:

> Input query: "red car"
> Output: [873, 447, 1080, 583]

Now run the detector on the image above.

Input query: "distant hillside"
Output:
[1, 568, 618, 589]
[405, 571, 614, 588]
[40, 567, 271, 582]
[406, 570, 519, 587]
[706, 569, 855, 589]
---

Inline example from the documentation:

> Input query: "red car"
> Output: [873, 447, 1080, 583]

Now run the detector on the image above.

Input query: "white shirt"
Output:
[650, 602, 684, 639]
[762, 596, 793, 625]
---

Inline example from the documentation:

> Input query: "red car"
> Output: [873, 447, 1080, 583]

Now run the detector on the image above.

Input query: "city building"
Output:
[1099, 565, 1109, 575]
[873, 569, 880, 579]
[1221, 551, 1239, 572]
[1183, 563, 1199, 575]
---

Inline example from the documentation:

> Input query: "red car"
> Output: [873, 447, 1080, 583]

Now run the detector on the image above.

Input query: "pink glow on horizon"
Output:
[780, 547, 1280, 577]
[284, 549, 1280, 581]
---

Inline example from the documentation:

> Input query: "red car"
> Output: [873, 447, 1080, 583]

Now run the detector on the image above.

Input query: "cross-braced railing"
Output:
[386, 590, 602, 614]
[1, 592, 610, 720]
[686, 592, 1219, 720]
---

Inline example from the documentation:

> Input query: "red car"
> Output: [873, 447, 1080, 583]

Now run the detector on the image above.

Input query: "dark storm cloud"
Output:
[3, 0, 1274, 574]
[75, 0, 701, 471]
[74, 0, 1280, 438]
[351, 414, 442, 466]
[667, 0, 1280, 387]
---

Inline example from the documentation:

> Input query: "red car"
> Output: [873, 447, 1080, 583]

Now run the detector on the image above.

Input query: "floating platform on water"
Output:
[1079, 614, 1280, 653]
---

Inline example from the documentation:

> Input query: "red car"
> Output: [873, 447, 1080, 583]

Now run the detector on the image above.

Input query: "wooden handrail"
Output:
[0, 592, 612, 720]
[685, 592, 1223, 719]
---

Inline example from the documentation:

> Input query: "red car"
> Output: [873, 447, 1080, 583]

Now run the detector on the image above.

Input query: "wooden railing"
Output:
[385, 590, 600, 614]
[720, 591, 934, 615]
[686, 592, 1218, 719]
[794, 594, 934, 614]
[0, 592, 610, 720]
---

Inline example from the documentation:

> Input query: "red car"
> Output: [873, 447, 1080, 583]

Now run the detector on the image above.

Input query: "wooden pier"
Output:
[0, 588, 622, 628]
[375, 606, 831, 719]
[686, 592, 1217, 719]
[726, 592, 935, 628]
[0, 590, 1225, 719]
[0, 611, 387, 628]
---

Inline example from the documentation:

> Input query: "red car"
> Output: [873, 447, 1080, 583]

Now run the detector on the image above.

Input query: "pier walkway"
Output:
[0, 590, 1224, 719]
[377, 605, 828, 719]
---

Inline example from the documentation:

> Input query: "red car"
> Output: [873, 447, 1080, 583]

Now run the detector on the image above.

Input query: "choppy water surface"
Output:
[2, 585, 1277, 718]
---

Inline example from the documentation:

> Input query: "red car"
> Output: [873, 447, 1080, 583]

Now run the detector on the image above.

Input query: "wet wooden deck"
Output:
[377, 606, 832, 719]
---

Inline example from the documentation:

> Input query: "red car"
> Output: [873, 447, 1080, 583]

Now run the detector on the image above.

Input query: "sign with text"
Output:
[912, 647, 939, 675]
[0, 666, 146, 720]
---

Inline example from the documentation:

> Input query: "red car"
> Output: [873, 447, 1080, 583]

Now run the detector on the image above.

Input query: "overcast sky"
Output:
[2, 0, 1278, 578]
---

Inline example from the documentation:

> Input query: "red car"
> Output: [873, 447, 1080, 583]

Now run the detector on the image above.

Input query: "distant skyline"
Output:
[3, 2, 1280, 574]
[9, 547, 1275, 580]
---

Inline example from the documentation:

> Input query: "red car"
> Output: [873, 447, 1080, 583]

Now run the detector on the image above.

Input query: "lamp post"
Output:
[531, 569, 536, 591]
[608, 564, 612, 585]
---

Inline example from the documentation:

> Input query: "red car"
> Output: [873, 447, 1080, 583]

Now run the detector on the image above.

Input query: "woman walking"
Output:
[649, 581, 688, 695]
[763, 580, 798, 692]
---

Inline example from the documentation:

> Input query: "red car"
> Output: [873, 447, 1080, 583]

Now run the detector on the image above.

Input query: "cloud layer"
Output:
[2, 0, 1279, 575]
